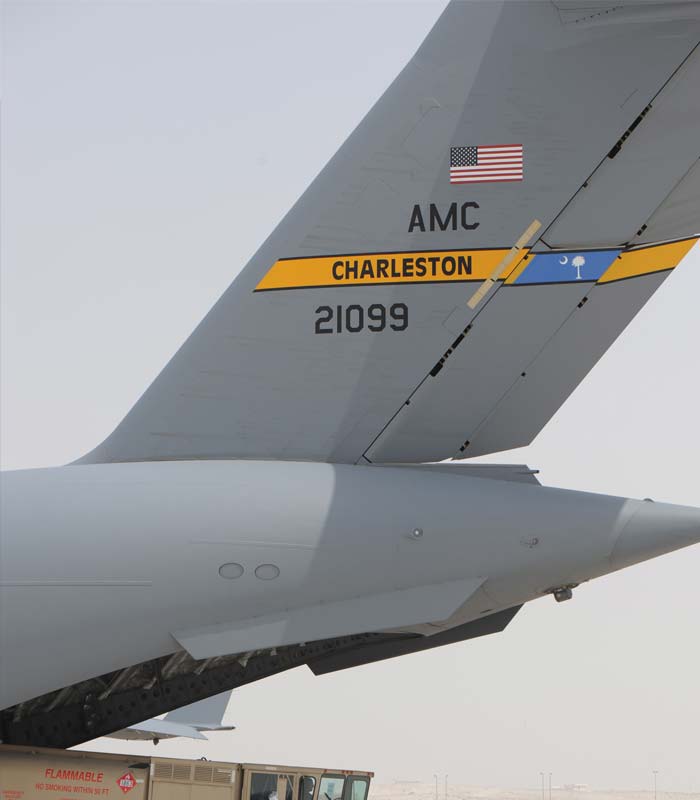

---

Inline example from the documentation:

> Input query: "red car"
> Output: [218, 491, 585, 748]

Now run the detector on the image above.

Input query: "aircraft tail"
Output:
[78, 1, 700, 467]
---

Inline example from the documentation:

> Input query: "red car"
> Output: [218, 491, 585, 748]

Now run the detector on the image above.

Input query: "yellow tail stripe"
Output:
[253, 237, 698, 292]
[598, 237, 698, 284]
[255, 249, 515, 291]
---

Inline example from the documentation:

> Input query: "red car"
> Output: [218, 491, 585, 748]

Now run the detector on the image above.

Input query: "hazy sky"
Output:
[2, 0, 699, 791]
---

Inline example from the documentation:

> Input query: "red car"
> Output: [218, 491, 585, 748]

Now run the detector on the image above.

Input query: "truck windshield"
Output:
[319, 776, 345, 800]
[348, 778, 369, 800]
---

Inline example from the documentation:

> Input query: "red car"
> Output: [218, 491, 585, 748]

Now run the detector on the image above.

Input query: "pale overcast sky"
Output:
[2, 0, 699, 792]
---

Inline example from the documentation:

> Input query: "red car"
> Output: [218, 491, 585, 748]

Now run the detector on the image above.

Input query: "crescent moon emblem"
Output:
[559, 256, 568, 265]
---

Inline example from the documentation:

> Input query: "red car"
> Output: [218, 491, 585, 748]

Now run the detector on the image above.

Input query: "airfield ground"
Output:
[370, 783, 700, 800]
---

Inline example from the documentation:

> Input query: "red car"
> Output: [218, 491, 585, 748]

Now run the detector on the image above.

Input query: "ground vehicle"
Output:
[0, 744, 372, 800]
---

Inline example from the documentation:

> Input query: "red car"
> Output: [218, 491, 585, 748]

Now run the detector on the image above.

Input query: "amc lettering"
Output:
[408, 202, 479, 232]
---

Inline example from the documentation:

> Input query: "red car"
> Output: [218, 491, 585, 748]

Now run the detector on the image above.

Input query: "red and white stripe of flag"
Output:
[450, 144, 523, 184]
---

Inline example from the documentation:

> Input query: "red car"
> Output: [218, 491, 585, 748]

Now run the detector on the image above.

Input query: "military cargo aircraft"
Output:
[2, 0, 699, 750]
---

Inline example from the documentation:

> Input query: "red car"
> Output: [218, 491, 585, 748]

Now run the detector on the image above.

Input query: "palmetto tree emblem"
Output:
[558, 253, 587, 280]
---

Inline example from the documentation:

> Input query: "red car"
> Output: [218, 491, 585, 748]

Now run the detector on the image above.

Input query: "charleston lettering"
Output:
[332, 254, 472, 282]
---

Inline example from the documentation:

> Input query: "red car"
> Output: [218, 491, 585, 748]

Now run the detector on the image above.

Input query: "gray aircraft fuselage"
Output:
[2, 460, 699, 715]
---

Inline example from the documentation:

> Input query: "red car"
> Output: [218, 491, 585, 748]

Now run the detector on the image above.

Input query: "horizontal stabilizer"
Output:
[380, 463, 541, 485]
[173, 577, 484, 660]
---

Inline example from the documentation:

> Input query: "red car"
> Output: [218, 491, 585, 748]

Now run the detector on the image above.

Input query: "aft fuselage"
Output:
[2, 460, 699, 712]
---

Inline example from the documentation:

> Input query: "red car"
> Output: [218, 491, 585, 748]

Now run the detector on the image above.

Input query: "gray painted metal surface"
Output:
[2, 460, 700, 711]
[382, 463, 542, 486]
[308, 605, 523, 676]
[543, 46, 700, 248]
[365, 283, 596, 463]
[553, 2, 700, 27]
[638, 158, 700, 244]
[77, 1, 700, 466]
[462, 269, 671, 457]
[109, 691, 234, 742]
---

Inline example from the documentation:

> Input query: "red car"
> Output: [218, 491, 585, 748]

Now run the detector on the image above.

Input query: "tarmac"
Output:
[370, 783, 700, 800]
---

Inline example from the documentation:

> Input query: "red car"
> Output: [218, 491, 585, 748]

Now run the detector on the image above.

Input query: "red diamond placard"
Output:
[116, 772, 136, 794]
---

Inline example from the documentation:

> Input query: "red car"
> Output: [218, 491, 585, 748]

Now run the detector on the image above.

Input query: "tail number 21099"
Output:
[315, 303, 408, 334]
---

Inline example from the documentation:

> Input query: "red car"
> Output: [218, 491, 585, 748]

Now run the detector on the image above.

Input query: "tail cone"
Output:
[611, 499, 700, 570]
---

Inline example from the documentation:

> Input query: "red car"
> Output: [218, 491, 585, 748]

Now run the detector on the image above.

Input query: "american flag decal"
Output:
[450, 144, 523, 184]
